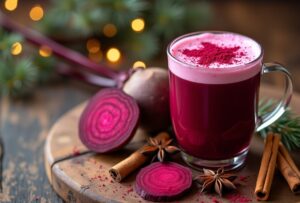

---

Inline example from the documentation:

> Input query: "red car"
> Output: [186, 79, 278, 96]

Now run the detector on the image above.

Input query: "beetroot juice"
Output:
[169, 71, 260, 160]
[167, 32, 263, 169]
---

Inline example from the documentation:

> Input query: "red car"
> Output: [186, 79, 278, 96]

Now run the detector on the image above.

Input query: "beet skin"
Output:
[123, 67, 170, 133]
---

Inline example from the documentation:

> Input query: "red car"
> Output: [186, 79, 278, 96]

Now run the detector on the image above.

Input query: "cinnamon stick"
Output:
[109, 132, 170, 182]
[277, 143, 300, 194]
[255, 133, 281, 201]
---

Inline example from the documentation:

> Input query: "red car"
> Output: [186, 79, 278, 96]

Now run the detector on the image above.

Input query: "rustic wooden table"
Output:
[0, 81, 98, 202]
[1, 81, 300, 203]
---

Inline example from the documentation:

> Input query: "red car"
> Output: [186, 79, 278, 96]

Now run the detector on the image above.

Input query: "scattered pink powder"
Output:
[239, 176, 250, 183]
[211, 197, 220, 203]
[127, 188, 133, 194]
[72, 146, 81, 156]
[225, 193, 252, 203]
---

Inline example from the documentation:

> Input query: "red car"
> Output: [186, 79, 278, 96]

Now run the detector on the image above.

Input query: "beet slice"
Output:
[135, 162, 192, 202]
[79, 88, 139, 152]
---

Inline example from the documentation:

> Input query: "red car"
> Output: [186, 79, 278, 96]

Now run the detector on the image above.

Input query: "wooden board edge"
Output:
[43, 85, 300, 203]
[51, 162, 120, 203]
[44, 120, 56, 184]
[44, 103, 87, 184]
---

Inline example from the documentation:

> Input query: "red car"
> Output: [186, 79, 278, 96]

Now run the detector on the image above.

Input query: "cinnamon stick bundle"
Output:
[277, 143, 300, 194]
[109, 132, 170, 182]
[255, 133, 280, 201]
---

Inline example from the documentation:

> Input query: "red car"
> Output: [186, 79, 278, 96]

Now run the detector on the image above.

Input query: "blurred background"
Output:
[1, 0, 300, 96]
[0, 1, 300, 202]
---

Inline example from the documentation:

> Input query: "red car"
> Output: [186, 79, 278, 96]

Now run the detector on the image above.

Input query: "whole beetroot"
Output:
[123, 67, 170, 133]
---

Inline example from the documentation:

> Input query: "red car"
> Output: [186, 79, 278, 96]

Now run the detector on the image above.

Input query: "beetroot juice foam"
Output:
[169, 32, 262, 84]
[168, 32, 263, 163]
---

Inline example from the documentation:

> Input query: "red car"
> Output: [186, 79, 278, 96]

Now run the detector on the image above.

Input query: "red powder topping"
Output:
[181, 42, 244, 66]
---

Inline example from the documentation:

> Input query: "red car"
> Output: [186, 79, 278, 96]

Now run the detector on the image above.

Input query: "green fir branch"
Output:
[0, 58, 38, 96]
[258, 99, 300, 150]
[123, 32, 158, 60]
[0, 30, 23, 59]
[152, 0, 185, 39]
[0, 29, 44, 96]
[1, 0, 213, 97]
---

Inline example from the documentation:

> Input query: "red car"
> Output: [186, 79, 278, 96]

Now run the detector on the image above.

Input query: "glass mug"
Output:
[167, 31, 293, 170]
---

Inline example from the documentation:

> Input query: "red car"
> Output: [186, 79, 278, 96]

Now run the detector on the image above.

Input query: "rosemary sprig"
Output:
[258, 99, 300, 150]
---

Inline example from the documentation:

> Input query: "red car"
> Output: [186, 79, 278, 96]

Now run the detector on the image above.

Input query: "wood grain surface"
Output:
[0, 81, 97, 203]
[44, 85, 300, 203]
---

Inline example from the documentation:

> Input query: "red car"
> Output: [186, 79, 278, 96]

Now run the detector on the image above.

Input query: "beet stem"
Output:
[56, 64, 116, 87]
[0, 13, 119, 80]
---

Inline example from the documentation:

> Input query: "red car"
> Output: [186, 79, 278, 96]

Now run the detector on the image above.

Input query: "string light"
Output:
[131, 18, 145, 32]
[86, 38, 100, 53]
[103, 24, 117, 38]
[29, 5, 44, 21]
[106, 48, 121, 63]
[39, 45, 52, 57]
[133, 61, 146, 69]
[4, 0, 18, 11]
[11, 42, 22, 55]
[89, 51, 103, 63]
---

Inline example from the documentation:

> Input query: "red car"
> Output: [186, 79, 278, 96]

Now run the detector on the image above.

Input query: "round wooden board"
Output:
[44, 85, 300, 203]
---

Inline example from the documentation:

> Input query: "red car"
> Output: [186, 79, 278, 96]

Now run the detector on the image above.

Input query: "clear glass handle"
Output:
[256, 62, 293, 132]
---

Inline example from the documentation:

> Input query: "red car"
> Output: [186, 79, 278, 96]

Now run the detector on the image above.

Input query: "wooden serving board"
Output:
[44, 85, 300, 203]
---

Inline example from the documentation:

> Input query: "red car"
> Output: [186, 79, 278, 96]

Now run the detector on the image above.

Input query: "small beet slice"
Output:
[79, 88, 139, 153]
[135, 162, 192, 202]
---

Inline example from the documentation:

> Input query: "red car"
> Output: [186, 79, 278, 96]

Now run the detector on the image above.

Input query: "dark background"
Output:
[2, 1, 300, 91]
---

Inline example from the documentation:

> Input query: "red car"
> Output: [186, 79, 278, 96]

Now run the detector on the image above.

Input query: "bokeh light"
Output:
[86, 38, 100, 54]
[133, 61, 146, 69]
[11, 42, 22, 55]
[39, 45, 52, 57]
[131, 18, 145, 32]
[103, 24, 117, 38]
[29, 5, 44, 21]
[4, 0, 18, 11]
[106, 48, 121, 63]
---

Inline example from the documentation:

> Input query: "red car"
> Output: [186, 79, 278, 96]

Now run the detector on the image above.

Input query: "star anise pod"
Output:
[140, 137, 180, 162]
[194, 168, 237, 196]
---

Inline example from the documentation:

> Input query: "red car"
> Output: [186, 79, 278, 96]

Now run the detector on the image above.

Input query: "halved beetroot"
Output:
[135, 162, 192, 202]
[79, 88, 139, 152]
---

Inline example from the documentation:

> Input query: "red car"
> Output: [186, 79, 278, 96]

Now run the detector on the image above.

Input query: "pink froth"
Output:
[168, 32, 263, 84]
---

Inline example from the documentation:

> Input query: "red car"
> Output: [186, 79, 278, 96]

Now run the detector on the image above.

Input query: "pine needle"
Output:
[1, 0, 212, 96]
[258, 99, 300, 150]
